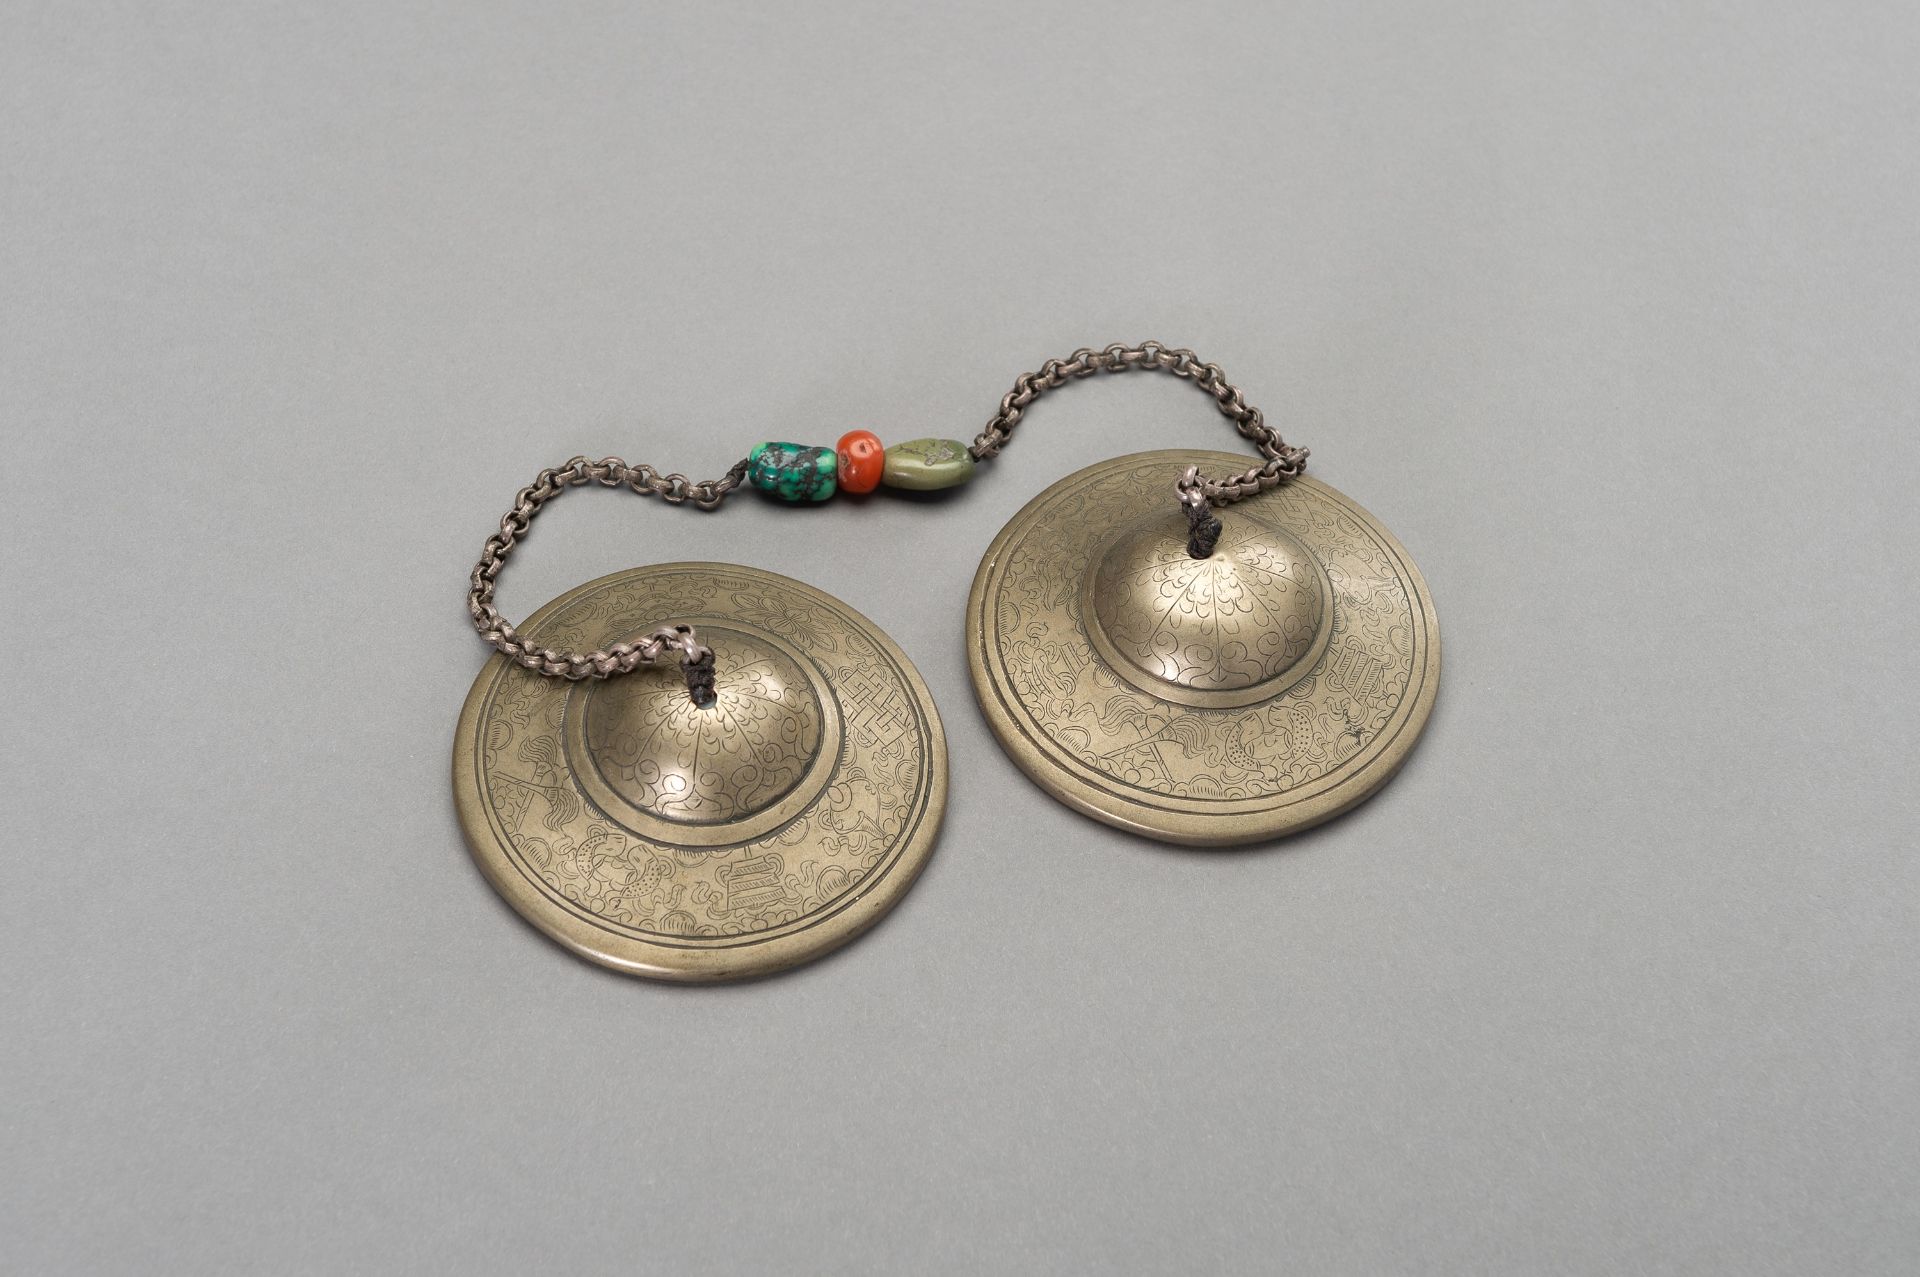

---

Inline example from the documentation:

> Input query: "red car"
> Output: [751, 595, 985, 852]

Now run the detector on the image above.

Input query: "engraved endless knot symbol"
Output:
[842, 665, 912, 751]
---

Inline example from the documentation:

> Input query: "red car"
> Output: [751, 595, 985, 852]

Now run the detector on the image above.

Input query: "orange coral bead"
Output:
[836, 430, 885, 495]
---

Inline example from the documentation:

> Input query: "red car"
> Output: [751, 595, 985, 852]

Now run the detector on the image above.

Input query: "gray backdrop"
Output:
[3, 2, 1915, 1273]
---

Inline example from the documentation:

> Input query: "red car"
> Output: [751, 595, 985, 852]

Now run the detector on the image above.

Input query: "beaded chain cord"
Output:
[467, 343, 1308, 702]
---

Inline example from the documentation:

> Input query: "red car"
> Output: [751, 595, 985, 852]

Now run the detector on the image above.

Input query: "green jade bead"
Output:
[881, 437, 975, 491]
[747, 441, 837, 502]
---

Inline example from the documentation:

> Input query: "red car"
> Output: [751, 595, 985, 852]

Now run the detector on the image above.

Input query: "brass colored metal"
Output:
[454, 563, 947, 981]
[1084, 513, 1333, 709]
[968, 451, 1440, 846]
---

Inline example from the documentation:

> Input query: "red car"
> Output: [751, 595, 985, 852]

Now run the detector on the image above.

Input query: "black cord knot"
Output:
[1174, 465, 1221, 559]
[682, 650, 718, 708]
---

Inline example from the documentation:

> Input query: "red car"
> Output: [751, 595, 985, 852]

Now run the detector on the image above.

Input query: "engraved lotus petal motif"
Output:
[1091, 513, 1329, 693]
[584, 632, 823, 824]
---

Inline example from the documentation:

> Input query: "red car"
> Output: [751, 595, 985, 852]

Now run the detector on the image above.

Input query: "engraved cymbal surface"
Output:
[454, 564, 946, 981]
[1087, 513, 1332, 707]
[581, 629, 823, 825]
[968, 450, 1440, 846]
[1091, 515, 1329, 690]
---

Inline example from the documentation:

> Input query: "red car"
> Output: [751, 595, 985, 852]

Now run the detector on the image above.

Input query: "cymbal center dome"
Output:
[582, 629, 824, 825]
[1089, 512, 1330, 697]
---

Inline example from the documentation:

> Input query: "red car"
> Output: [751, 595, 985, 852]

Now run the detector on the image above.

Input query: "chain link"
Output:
[968, 341, 1308, 506]
[467, 455, 748, 695]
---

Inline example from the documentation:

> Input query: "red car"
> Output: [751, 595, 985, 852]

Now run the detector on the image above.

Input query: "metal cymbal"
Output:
[967, 450, 1439, 846]
[453, 563, 946, 980]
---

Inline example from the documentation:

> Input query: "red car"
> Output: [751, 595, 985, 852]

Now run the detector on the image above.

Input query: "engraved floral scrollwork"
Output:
[991, 463, 1421, 804]
[473, 568, 933, 943]
[1092, 517, 1328, 692]
[586, 635, 821, 823]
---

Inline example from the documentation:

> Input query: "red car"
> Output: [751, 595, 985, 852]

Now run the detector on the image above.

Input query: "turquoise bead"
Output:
[747, 442, 837, 502]
[882, 438, 975, 491]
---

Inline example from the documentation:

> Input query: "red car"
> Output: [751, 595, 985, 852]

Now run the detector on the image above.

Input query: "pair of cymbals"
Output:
[452, 450, 1440, 980]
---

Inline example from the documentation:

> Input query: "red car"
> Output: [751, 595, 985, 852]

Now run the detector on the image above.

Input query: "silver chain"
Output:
[467, 455, 748, 682]
[469, 343, 1304, 689]
[969, 341, 1308, 505]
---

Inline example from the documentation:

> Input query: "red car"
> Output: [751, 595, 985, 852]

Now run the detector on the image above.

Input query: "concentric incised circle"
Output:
[454, 564, 946, 981]
[968, 451, 1440, 846]
[1086, 513, 1332, 708]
